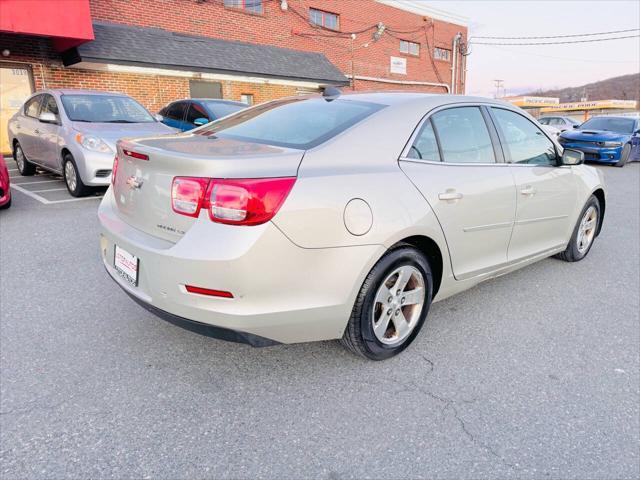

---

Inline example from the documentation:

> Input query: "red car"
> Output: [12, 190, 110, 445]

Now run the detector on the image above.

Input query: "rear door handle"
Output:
[438, 190, 463, 202]
[520, 185, 536, 196]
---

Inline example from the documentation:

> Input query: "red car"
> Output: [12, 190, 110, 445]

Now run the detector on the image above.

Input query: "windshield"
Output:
[580, 117, 635, 133]
[61, 94, 155, 123]
[203, 101, 246, 119]
[195, 97, 385, 149]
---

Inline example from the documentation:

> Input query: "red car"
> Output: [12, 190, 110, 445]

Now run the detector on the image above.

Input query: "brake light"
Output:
[111, 155, 118, 186]
[171, 177, 209, 217]
[123, 149, 149, 161]
[170, 176, 296, 225]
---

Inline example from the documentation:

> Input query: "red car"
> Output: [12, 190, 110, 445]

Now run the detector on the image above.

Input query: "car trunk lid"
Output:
[113, 134, 303, 242]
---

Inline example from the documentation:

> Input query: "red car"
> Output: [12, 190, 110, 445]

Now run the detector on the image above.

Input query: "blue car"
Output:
[558, 116, 640, 167]
[158, 99, 247, 132]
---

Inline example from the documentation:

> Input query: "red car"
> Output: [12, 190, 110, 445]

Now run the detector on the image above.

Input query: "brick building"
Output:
[0, 0, 468, 152]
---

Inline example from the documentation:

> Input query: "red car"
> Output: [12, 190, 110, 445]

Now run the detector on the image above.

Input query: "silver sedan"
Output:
[99, 92, 606, 360]
[7, 89, 175, 196]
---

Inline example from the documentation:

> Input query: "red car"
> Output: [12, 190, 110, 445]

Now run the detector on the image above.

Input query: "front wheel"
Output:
[555, 195, 600, 262]
[615, 144, 631, 168]
[341, 246, 433, 360]
[63, 154, 91, 197]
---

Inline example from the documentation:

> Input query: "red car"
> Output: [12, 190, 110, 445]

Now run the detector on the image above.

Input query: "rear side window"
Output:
[431, 107, 496, 164]
[491, 108, 557, 165]
[196, 98, 385, 150]
[408, 119, 440, 161]
[24, 95, 42, 118]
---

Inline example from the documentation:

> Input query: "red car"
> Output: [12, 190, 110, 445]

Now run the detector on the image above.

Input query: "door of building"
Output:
[0, 65, 34, 155]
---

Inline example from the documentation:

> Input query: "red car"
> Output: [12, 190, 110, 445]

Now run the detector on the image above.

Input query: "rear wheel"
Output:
[14, 142, 36, 176]
[63, 153, 91, 197]
[615, 144, 631, 168]
[341, 246, 433, 360]
[555, 195, 600, 262]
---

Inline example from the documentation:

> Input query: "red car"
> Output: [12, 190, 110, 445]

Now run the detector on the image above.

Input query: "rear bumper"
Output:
[98, 189, 383, 344]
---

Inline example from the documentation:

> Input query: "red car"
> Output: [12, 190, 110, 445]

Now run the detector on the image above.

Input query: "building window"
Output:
[309, 8, 339, 30]
[434, 47, 451, 62]
[399, 40, 420, 56]
[241, 94, 254, 105]
[224, 0, 263, 14]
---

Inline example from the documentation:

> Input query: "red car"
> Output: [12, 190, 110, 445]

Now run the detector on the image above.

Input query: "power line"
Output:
[472, 28, 640, 40]
[471, 35, 640, 46]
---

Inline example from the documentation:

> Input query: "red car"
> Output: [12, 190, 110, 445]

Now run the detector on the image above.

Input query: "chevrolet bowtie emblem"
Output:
[126, 176, 143, 189]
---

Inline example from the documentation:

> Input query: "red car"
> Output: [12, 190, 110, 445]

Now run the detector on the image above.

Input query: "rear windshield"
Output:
[202, 101, 246, 119]
[580, 117, 635, 133]
[61, 94, 155, 123]
[195, 97, 385, 149]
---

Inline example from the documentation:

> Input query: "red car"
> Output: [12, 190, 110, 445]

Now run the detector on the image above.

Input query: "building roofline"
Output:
[375, 0, 469, 26]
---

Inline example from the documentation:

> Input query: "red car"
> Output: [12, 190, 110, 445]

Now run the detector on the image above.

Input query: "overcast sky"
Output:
[426, 0, 640, 97]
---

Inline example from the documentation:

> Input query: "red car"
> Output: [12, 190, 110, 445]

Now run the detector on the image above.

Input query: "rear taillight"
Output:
[170, 177, 295, 226]
[111, 155, 118, 186]
[171, 177, 209, 217]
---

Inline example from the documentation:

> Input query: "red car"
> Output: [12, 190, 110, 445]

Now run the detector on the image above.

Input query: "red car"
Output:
[0, 155, 11, 209]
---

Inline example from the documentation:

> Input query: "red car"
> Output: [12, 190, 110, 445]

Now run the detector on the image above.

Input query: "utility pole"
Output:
[493, 79, 504, 98]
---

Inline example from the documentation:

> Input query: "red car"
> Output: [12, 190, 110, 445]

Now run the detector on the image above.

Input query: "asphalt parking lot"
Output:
[1, 161, 638, 479]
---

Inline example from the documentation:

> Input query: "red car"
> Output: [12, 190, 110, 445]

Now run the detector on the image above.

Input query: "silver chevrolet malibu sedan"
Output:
[8, 89, 175, 196]
[99, 92, 606, 360]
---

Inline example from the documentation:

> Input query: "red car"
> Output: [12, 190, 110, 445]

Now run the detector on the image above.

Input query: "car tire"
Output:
[341, 245, 433, 360]
[14, 142, 36, 176]
[555, 195, 601, 262]
[615, 144, 632, 168]
[63, 153, 91, 197]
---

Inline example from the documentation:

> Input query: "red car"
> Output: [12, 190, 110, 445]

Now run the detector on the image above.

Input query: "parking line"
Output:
[11, 184, 103, 205]
[11, 179, 61, 185]
[31, 187, 68, 193]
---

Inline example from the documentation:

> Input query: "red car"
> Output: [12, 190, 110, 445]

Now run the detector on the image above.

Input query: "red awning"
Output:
[0, 0, 94, 51]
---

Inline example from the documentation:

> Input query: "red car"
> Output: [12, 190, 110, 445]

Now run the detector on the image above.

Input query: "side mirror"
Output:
[193, 117, 209, 126]
[39, 112, 57, 124]
[154, 114, 163, 122]
[573, 124, 579, 129]
[561, 148, 584, 166]
[634, 129, 640, 135]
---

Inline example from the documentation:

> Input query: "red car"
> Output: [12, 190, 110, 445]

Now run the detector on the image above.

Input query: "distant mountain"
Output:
[523, 73, 640, 104]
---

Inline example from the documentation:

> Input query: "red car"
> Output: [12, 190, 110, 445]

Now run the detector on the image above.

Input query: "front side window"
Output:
[309, 8, 339, 30]
[434, 47, 451, 61]
[400, 40, 420, 56]
[165, 102, 189, 121]
[61, 95, 155, 123]
[431, 107, 496, 164]
[24, 95, 42, 118]
[408, 119, 440, 161]
[185, 103, 210, 124]
[196, 97, 384, 150]
[224, 0, 263, 14]
[40, 94, 59, 118]
[492, 108, 557, 165]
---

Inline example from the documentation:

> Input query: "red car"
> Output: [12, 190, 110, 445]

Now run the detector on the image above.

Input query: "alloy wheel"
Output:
[65, 161, 77, 193]
[371, 265, 425, 346]
[576, 206, 597, 254]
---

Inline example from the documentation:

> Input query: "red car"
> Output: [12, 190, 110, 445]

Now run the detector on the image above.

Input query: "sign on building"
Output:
[390, 56, 407, 75]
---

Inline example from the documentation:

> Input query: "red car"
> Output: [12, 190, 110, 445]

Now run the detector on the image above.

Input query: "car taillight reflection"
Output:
[111, 155, 119, 186]
[170, 176, 296, 226]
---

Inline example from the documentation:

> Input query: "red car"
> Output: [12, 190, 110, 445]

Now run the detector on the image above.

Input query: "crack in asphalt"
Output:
[393, 355, 517, 471]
